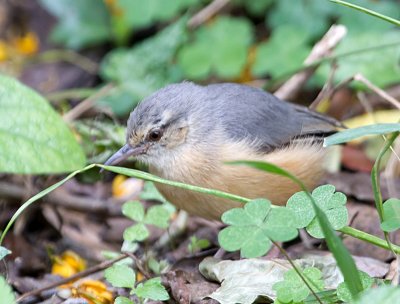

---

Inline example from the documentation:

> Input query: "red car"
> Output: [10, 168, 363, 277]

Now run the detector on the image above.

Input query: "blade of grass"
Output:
[330, 0, 400, 26]
[98, 165, 250, 204]
[0, 164, 96, 245]
[324, 123, 400, 146]
[229, 160, 363, 298]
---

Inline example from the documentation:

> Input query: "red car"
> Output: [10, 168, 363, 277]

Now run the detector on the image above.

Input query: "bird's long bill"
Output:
[103, 144, 144, 167]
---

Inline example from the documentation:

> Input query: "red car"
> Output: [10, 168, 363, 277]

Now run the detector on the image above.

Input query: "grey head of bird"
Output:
[103, 82, 225, 172]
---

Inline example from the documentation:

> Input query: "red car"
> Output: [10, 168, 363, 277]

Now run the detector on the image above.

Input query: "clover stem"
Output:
[339, 226, 400, 254]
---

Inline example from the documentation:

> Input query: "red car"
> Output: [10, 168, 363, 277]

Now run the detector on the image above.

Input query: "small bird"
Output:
[104, 82, 340, 220]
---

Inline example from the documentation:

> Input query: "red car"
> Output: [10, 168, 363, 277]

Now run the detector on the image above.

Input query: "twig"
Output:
[309, 61, 338, 110]
[16, 254, 129, 302]
[275, 24, 347, 100]
[124, 252, 152, 280]
[354, 73, 400, 109]
[187, 0, 230, 29]
[63, 83, 115, 123]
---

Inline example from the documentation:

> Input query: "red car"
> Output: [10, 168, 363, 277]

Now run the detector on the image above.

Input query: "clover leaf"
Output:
[273, 267, 324, 303]
[287, 185, 348, 238]
[177, 16, 253, 79]
[218, 199, 298, 258]
[381, 198, 400, 232]
[105, 264, 135, 289]
[133, 277, 169, 301]
[122, 200, 170, 242]
[337, 271, 374, 302]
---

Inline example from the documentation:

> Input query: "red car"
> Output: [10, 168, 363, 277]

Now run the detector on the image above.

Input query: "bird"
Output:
[104, 82, 341, 220]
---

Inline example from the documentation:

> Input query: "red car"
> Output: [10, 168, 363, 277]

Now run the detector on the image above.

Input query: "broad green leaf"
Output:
[337, 271, 374, 302]
[219, 199, 298, 258]
[144, 205, 170, 229]
[0, 75, 86, 174]
[0, 246, 11, 260]
[122, 201, 145, 222]
[104, 264, 135, 289]
[230, 160, 363, 297]
[99, 19, 187, 115]
[268, 0, 334, 40]
[39, 0, 110, 49]
[273, 267, 324, 303]
[177, 16, 254, 79]
[353, 286, 400, 304]
[133, 277, 169, 301]
[252, 26, 310, 78]
[234, 0, 274, 16]
[116, 0, 200, 29]
[314, 30, 400, 89]
[381, 198, 400, 232]
[115, 296, 134, 304]
[287, 185, 348, 238]
[123, 223, 149, 242]
[0, 276, 15, 304]
[324, 124, 400, 146]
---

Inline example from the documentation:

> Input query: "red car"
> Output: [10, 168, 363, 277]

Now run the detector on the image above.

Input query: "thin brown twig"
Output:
[275, 24, 347, 100]
[354, 73, 400, 109]
[124, 252, 152, 280]
[63, 83, 115, 123]
[309, 61, 338, 110]
[187, 0, 230, 29]
[16, 254, 129, 302]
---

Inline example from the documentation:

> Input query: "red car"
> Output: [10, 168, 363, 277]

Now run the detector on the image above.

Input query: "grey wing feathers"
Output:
[206, 83, 340, 151]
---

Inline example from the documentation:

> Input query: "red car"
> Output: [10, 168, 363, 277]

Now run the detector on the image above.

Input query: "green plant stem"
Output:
[46, 88, 98, 103]
[28, 49, 98, 74]
[330, 0, 400, 26]
[0, 164, 96, 245]
[371, 132, 399, 255]
[339, 226, 400, 254]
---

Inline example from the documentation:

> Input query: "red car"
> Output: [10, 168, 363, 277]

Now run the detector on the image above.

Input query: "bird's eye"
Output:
[147, 129, 163, 141]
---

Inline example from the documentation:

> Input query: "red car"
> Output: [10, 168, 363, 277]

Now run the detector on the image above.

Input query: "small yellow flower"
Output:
[0, 40, 8, 61]
[71, 280, 113, 304]
[52, 250, 87, 278]
[12, 31, 39, 55]
[112, 175, 143, 199]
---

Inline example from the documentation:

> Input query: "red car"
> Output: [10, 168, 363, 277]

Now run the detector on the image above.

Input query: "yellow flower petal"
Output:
[51, 251, 87, 278]
[0, 41, 8, 61]
[12, 31, 39, 55]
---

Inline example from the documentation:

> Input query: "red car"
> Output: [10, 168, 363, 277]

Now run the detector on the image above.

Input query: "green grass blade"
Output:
[324, 123, 400, 146]
[330, 0, 400, 26]
[230, 160, 363, 298]
[99, 165, 249, 203]
[0, 164, 96, 245]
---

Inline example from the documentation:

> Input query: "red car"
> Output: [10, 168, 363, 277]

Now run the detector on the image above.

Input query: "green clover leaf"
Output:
[104, 264, 135, 289]
[177, 16, 253, 79]
[218, 199, 298, 258]
[381, 198, 400, 232]
[337, 271, 374, 302]
[273, 267, 324, 303]
[287, 185, 348, 238]
[133, 277, 169, 301]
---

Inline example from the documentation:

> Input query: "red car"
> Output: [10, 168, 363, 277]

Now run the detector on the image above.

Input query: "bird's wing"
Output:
[207, 83, 340, 152]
